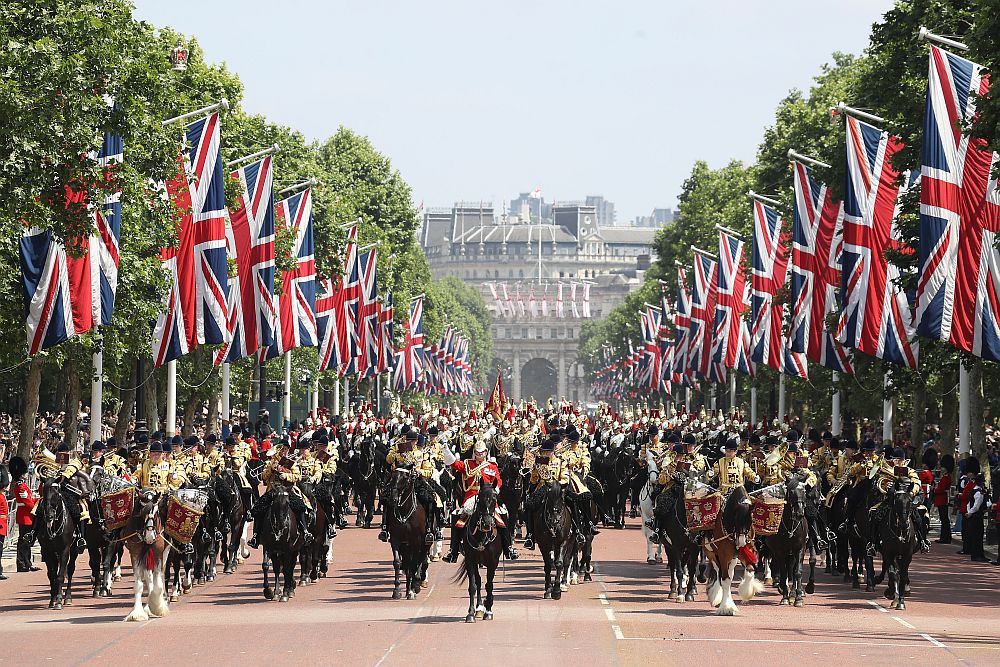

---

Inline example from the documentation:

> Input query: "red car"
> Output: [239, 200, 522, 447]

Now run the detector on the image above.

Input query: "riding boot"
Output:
[569, 503, 586, 544]
[248, 518, 261, 549]
[74, 522, 87, 550]
[501, 527, 518, 560]
[435, 507, 445, 541]
[424, 504, 436, 546]
[809, 518, 828, 552]
[913, 509, 931, 553]
[442, 524, 464, 563]
[377, 518, 389, 542]
[523, 513, 535, 550]
[299, 512, 315, 545]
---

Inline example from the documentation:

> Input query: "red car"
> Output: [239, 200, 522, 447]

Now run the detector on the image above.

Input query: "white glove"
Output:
[442, 442, 457, 466]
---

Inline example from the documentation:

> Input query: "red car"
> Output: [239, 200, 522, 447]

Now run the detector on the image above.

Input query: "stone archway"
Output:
[521, 357, 557, 404]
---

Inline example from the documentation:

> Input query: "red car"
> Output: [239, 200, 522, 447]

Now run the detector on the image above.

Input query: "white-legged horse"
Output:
[123, 491, 172, 622]
[638, 481, 663, 564]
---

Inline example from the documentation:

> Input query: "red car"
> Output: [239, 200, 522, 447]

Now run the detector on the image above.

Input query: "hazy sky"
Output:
[134, 0, 895, 222]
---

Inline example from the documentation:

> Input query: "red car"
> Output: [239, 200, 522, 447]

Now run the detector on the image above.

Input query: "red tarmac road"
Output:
[1, 518, 998, 667]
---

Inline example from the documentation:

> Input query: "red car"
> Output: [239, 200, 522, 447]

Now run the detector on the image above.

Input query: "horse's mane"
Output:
[721, 485, 751, 536]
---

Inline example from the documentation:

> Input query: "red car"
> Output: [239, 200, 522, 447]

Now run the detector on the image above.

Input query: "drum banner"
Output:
[684, 492, 721, 531]
[164, 494, 204, 544]
[100, 486, 135, 531]
[750, 496, 784, 536]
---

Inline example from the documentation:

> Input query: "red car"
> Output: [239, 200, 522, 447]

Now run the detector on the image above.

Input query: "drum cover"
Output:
[164, 493, 205, 544]
[750, 496, 785, 536]
[684, 492, 721, 531]
[100, 487, 135, 531]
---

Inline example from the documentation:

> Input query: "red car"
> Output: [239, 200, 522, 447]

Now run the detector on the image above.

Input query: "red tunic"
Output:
[449, 459, 502, 504]
[15, 481, 37, 526]
[0, 494, 8, 537]
[932, 473, 951, 508]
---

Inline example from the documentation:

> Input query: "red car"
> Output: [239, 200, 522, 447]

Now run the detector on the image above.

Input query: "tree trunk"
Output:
[17, 356, 45, 459]
[910, 383, 927, 451]
[144, 364, 159, 433]
[64, 357, 81, 447]
[206, 391, 220, 435]
[182, 395, 199, 436]
[114, 364, 137, 447]
[939, 366, 959, 458]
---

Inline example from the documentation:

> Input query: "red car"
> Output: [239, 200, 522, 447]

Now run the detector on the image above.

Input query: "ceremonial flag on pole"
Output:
[356, 247, 380, 377]
[838, 115, 918, 368]
[915, 46, 1000, 360]
[557, 283, 565, 318]
[582, 283, 592, 318]
[502, 283, 514, 318]
[338, 225, 360, 376]
[516, 284, 526, 317]
[672, 269, 692, 386]
[789, 160, 854, 374]
[403, 296, 424, 388]
[21, 112, 123, 354]
[541, 284, 550, 316]
[713, 230, 748, 373]
[486, 373, 506, 421]
[570, 282, 580, 318]
[316, 276, 342, 371]
[488, 282, 504, 317]
[378, 290, 394, 374]
[151, 111, 229, 367]
[689, 253, 717, 380]
[528, 286, 537, 317]
[750, 200, 789, 371]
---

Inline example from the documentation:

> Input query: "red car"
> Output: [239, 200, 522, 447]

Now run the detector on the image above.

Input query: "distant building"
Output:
[420, 199, 656, 404]
[633, 207, 677, 228]
[585, 195, 616, 228]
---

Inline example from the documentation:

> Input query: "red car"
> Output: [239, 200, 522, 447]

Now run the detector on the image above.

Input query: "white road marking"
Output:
[604, 608, 616, 622]
[920, 634, 947, 648]
[615, 637, 936, 648]
[598, 593, 609, 605]
[373, 644, 396, 667]
[612, 625, 625, 640]
[867, 600, 889, 613]
[892, 616, 916, 630]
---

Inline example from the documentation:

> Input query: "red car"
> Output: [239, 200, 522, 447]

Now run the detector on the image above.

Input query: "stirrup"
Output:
[75, 536, 87, 550]
[327, 526, 337, 539]
[523, 537, 535, 550]
[377, 528, 389, 543]
[248, 535, 259, 549]
[505, 546, 519, 560]
[442, 550, 459, 563]
[424, 531, 435, 545]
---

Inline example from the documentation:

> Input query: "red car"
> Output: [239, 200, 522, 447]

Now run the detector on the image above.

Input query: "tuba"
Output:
[764, 443, 788, 467]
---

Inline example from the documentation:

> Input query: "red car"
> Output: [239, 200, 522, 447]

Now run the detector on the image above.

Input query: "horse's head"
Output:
[473, 480, 498, 532]
[890, 478, 915, 525]
[136, 490, 162, 545]
[40, 479, 65, 535]
[389, 466, 417, 506]
[784, 473, 807, 519]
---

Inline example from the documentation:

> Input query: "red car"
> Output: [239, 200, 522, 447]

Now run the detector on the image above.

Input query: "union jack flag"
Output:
[398, 295, 424, 388]
[639, 306, 661, 390]
[262, 188, 317, 360]
[21, 119, 123, 354]
[789, 161, 854, 374]
[152, 112, 229, 367]
[750, 200, 789, 371]
[915, 46, 1000, 360]
[378, 290, 394, 374]
[316, 277, 342, 371]
[338, 225, 360, 377]
[356, 247, 380, 377]
[713, 230, 750, 375]
[838, 115, 918, 368]
[688, 253, 717, 380]
[657, 281, 673, 394]
[672, 268, 692, 386]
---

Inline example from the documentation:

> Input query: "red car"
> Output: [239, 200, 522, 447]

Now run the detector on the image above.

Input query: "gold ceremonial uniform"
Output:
[639, 438, 663, 463]
[386, 443, 434, 479]
[810, 445, 834, 476]
[296, 452, 324, 484]
[709, 456, 759, 494]
[562, 444, 591, 494]
[529, 454, 569, 489]
[139, 459, 185, 493]
[100, 452, 132, 479]
[319, 445, 339, 477]
[261, 457, 311, 509]
[778, 454, 818, 487]
[188, 451, 223, 479]
[848, 453, 879, 485]
[222, 448, 252, 488]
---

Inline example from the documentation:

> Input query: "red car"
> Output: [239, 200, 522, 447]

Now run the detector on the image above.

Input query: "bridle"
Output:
[542, 482, 566, 538]
[42, 480, 66, 538]
[467, 484, 497, 551]
[781, 476, 806, 537]
[391, 468, 418, 524]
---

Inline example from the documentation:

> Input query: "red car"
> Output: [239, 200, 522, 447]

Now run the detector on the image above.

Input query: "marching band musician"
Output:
[562, 427, 600, 540]
[138, 440, 186, 493]
[188, 434, 223, 480]
[707, 438, 760, 495]
[522, 436, 569, 551]
[223, 435, 255, 522]
[248, 444, 314, 548]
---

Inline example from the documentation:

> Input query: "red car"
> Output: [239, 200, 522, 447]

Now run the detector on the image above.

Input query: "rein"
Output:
[392, 473, 417, 524]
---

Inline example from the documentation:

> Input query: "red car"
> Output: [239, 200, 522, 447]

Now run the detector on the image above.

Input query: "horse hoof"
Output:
[280, 595, 289, 603]
[264, 589, 275, 601]
[584, 573, 593, 582]
[674, 595, 684, 603]
[430, 555, 440, 562]
[779, 598, 788, 605]
[124, 611, 149, 622]
[884, 588, 893, 600]
[406, 592, 416, 600]
[866, 585, 875, 593]
[484, 612, 493, 621]
[92, 590, 99, 598]
[793, 598, 804, 608]
[465, 615, 476, 623]
[543, 591, 552, 600]
[764, 577, 773, 585]
[852, 581, 860, 590]
[896, 601, 905, 611]
[560, 584, 569, 592]
[889, 599, 898, 609]
[697, 574, 707, 584]
[646, 558, 657, 564]
[170, 594, 179, 603]
[114, 574, 122, 582]
[475, 609, 484, 619]
[685, 593, 696, 602]
[392, 591, 402, 600]
[421, 580, 430, 590]
[805, 583, 815, 594]
[655, 555, 663, 563]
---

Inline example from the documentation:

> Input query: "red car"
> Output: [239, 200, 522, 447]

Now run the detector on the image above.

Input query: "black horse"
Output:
[454, 480, 503, 623]
[530, 481, 574, 600]
[497, 452, 525, 541]
[350, 437, 379, 529]
[35, 479, 80, 609]
[385, 467, 430, 600]
[215, 469, 247, 575]
[189, 477, 222, 585]
[652, 481, 699, 602]
[765, 474, 809, 607]
[874, 478, 920, 610]
[260, 487, 304, 602]
[845, 478, 879, 591]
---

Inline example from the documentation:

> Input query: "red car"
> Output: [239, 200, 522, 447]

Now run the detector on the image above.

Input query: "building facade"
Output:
[421, 201, 656, 404]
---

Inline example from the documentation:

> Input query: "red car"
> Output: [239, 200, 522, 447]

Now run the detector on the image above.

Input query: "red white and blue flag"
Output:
[688, 253, 717, 380]
[356, 247, 380, 377]
[750, 200, 789, 371]
[263, 188, 317, 360]
[837, 115, 918, 368]
[789, 160, 853, 374]
[378, 289, 394, 375]
[338, 225, 360, 377]
[672, 268, 693, 386]
[152, 112, 229, 366]
[915, 46, 1000, 360]
[316, 276, 343, 372]
[396, 295, 424, 389]
[713, 229, 752, 376]
[21, 118, 123, 354]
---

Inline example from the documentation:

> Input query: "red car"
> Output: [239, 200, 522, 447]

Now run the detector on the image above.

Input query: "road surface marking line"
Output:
[866, 600, 889, 613]
[920, 634, 947, 648]
[604, 608, 616, 622]
[598, 593, 609, 605]
[892, 616, 916, 630]
[373, 644, 396, 667]
[615, 637, 932, 648]
[612, 625, 625, 640]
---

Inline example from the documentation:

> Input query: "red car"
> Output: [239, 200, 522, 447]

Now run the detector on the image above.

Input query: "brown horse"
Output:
[123, 490, 171, 622]
[703, 486, 764, 616]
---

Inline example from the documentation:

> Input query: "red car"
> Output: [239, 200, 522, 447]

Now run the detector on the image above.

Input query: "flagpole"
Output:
[333, 375, 341, 416]
[225, 144, 280, 169]
[222, 362, 231, 431]
[283, 351, 292, 428]
[161, 99, 229, 127]
[312, 375, 320, 421]
[882, 372, 893, 445]
[750, 387, 758, 425]
[959, 361, 971, 455]
[90, 340, 103, 446]
[166, 359, 178, 437]
[831, 371, 841, 436]
[729, 373, 736, 412]
[343, 376, 350, 416]
[778, 373, 786, 421]
[277, 177, 319, 197]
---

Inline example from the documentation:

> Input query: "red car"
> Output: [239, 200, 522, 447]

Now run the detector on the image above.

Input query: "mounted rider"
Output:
[441, 437, 515, 562]
[188, 434, 223, 481]
[222, 435, 255, 522]
[522, 435, 569, 551]
[707, 437, 760, 494]
[563, 426, 600, 540]
[777, 432, 828, 551]
[870, 447, 931, 553]
[36, 442, 92, 550]
[248, 443, 314, 548]
[138, 440, 187, 493]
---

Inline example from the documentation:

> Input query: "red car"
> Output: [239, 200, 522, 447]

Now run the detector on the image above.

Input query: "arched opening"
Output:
[521, 357, 558, 403]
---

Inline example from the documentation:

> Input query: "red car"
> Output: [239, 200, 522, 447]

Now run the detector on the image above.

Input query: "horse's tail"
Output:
[451, 555, 469, 585]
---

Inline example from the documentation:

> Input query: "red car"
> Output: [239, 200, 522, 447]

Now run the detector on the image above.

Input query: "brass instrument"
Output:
[764, 443, 787, 467]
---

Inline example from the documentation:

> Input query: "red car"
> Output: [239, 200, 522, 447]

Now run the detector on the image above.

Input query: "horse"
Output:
[86, 466, 124, 598]
[297, 479, 332, 585]
[123, 489, 171, 622]
[215, 469, 248, 575]
[765, 474, 809, 607]
[189, 477, 222, 585]
[874, 478, 920, 610]
[350, 437, 379, 529]
[606, 444, 632, 528]
[531, 481, 574, 600]
[165, 538, 194, 603]
[497, 452, 525, 542]
[570, 491, 598, 586]
[638, 480, 664, 564]
[259, 486, 304, 602]
[35, 479, 80, 609]
[703, 486, 764, 616]
[384, 467, 430, 600]
[825, 484, 857, 581]
[454, 479, 503, 622]
[845, 478, 879, 591]
[652, 481, 700, 602]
